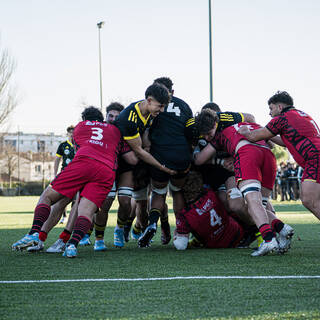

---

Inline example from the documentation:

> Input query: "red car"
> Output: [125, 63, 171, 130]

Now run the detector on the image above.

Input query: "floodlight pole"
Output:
[97, 21, 105, 111]
[208, 0, 213, 102]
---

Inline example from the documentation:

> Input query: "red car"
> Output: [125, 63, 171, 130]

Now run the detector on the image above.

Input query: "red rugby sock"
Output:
[68, 216, 92, 247]
[30, 204, 51, 234]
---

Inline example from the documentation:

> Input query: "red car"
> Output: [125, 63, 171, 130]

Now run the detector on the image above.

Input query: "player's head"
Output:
[81, 106, 104, 122]
[195, 109, 219, 141]
[153, 77, 174, 95]
[66, 125, 74, 139]
[145, 83, 170, 117]
[268, 91, 294, 118]
[201, 102, 221, 112]
[106, 102, 124, 124]
[182, 171, 204, 204]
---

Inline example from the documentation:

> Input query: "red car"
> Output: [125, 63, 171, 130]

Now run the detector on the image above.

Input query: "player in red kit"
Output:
[12, 106, 123, 258]
[239, 91, 320, 223]
[173, 171, 245, 250]
[195, 109, 294, 256]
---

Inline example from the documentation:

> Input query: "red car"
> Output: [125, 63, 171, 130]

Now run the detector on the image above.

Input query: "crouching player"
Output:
[12, 106, 126, 258]
[173, 171, 246, 250]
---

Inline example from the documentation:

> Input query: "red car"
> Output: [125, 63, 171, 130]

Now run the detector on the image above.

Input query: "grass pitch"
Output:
[0, 197, 319, 320]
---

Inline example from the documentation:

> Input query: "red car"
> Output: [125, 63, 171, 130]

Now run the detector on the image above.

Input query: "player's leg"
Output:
[131, 196, 148, 239]
[27, 197, 71, 252]
[138, 177, 167, 248]
[300, 181, 320, 220]
[12, 186, 65, 251]
[114, 171, 134, 248]
[94, 195, 114, 251]
[46, 193, 80, 253]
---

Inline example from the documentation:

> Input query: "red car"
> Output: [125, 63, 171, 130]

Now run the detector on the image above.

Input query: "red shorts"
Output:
[234, 145, 276, 190]
[302, 156, 320, 183]
[51, 156, 115, 208]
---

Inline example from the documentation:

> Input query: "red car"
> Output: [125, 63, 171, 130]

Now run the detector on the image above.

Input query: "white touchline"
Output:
[1, 275, 320, 284]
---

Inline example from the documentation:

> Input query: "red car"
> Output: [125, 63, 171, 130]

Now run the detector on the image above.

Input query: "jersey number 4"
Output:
[209, 209, 222, 227]
[167, 102, 180, 116]
[91, 127, 103, 140]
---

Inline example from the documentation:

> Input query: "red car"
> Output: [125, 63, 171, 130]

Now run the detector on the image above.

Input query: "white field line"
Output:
[1, 275, 320, 284]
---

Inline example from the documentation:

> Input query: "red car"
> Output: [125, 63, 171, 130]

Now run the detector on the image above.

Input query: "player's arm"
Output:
[142, 128, 151, 152]
[270, 135, 286, 147]
[53, 156, 61, 176]
[54, 144, 63, 176]
[193, 142, 217, 166]
[241, 112, 256, 123]
[238, 126, 275, 142]
[126, 136, 177, 175]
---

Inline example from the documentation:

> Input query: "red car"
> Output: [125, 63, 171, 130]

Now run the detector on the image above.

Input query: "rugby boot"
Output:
[79, 233, 91, 246]
[27, 240, 44, 252]
[63, 244, 77, 258]
[12, 233, 39, 251]
[123, 224, 131, 242]
[277, 224, 294, 254]
[251, 237, 279, 257]
[138, 223, 157, 248]
[46, 239, 66, 253]
[94, 239, 107, 251]
[114, 227, 125, 248]
[131, 228, 142, 240]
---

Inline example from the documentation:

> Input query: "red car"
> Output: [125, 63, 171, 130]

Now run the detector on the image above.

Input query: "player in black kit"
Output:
[138, 77, 197, 248]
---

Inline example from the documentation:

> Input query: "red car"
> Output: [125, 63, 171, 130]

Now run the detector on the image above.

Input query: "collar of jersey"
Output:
[67, 139, 73, 147]
[281, 106, 294, 114]
[135, 101, 150, 126]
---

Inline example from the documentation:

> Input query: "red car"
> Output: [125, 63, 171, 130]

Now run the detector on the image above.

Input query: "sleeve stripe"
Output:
[56, 154, 62, 157]
[186, 121, 195, 127]
[239, 113, 245, 122]
[124, 133, 140, 140]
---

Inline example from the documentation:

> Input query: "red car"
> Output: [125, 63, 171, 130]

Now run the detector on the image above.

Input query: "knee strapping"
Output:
[132, 187, 148, 201]
[239, 182, 261, 197]
[151, 184, 168, 195]
[227, 188, 243, 199]
[168, 181, 181, 192]
[118, 187, 133, 198]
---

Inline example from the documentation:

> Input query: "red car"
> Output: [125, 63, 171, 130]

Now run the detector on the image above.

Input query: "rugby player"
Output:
[138, 77, 196, 248]
[238, 91, 320, 222]
[195, 109, 294, 256]
[173, 171, 247, 250]
[12, 106, 127, 258]
[112, 83, 174, 247]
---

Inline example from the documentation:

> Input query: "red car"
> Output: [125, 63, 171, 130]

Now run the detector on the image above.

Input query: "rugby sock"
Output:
[68, 216, 92, 247]
[95, 223, 106, 240]
[149, 208, 161, 225]
[116, 218, 126, 229]
[258, 224, 274, 242]
[39, 231, 47, 242]
[30, 204, 51, 234]
[59, 229, 71, 243]
[87, 223, 94, 236]
[160, 215, 169, 225]
[125, 216, 135, 228]
[271, 219, 285, 233]
[133, 224, 142, 234]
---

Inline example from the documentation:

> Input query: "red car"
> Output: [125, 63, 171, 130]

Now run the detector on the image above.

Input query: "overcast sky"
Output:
[1, 0, 319, 135]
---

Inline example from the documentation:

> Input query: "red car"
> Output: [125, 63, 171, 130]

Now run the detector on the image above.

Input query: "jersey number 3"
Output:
[91, 127, 103, 140]
[167, 102, 180, 116]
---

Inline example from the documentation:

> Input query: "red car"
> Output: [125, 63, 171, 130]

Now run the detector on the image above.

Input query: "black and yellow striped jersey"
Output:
[216, 111, 244, 132]
[56, 140, 75, 170]
[114, 101, 152, 141]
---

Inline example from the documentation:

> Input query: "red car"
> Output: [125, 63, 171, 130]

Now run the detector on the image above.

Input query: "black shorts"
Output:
[193, 164, 234, 191]
[132, 161, 150, 191]
[117, 157, 135, 177]
[149, 165, 189, 183]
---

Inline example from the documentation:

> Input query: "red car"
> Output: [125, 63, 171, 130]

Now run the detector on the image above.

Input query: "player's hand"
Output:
[222, 157, 234, 172]
[238, 125, 250, 136]
[161, 165, 177, 175]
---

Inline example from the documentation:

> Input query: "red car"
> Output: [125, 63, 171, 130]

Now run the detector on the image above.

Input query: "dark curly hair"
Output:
[145, 83, 170, 106]
[153, 77, 174, 93]
[106, 102, 124, 114]
[66, 125, 74, 133]
[201, 102, 221, 112]
[268, 91, 294, 106]
[81, 106, 104, 122]
[182, 171, 204, 204]
[195, 109, 219, 135]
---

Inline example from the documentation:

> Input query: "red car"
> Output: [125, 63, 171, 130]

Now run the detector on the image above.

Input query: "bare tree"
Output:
[0, 143, 17, 188]
[0, 40, 17, 129]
